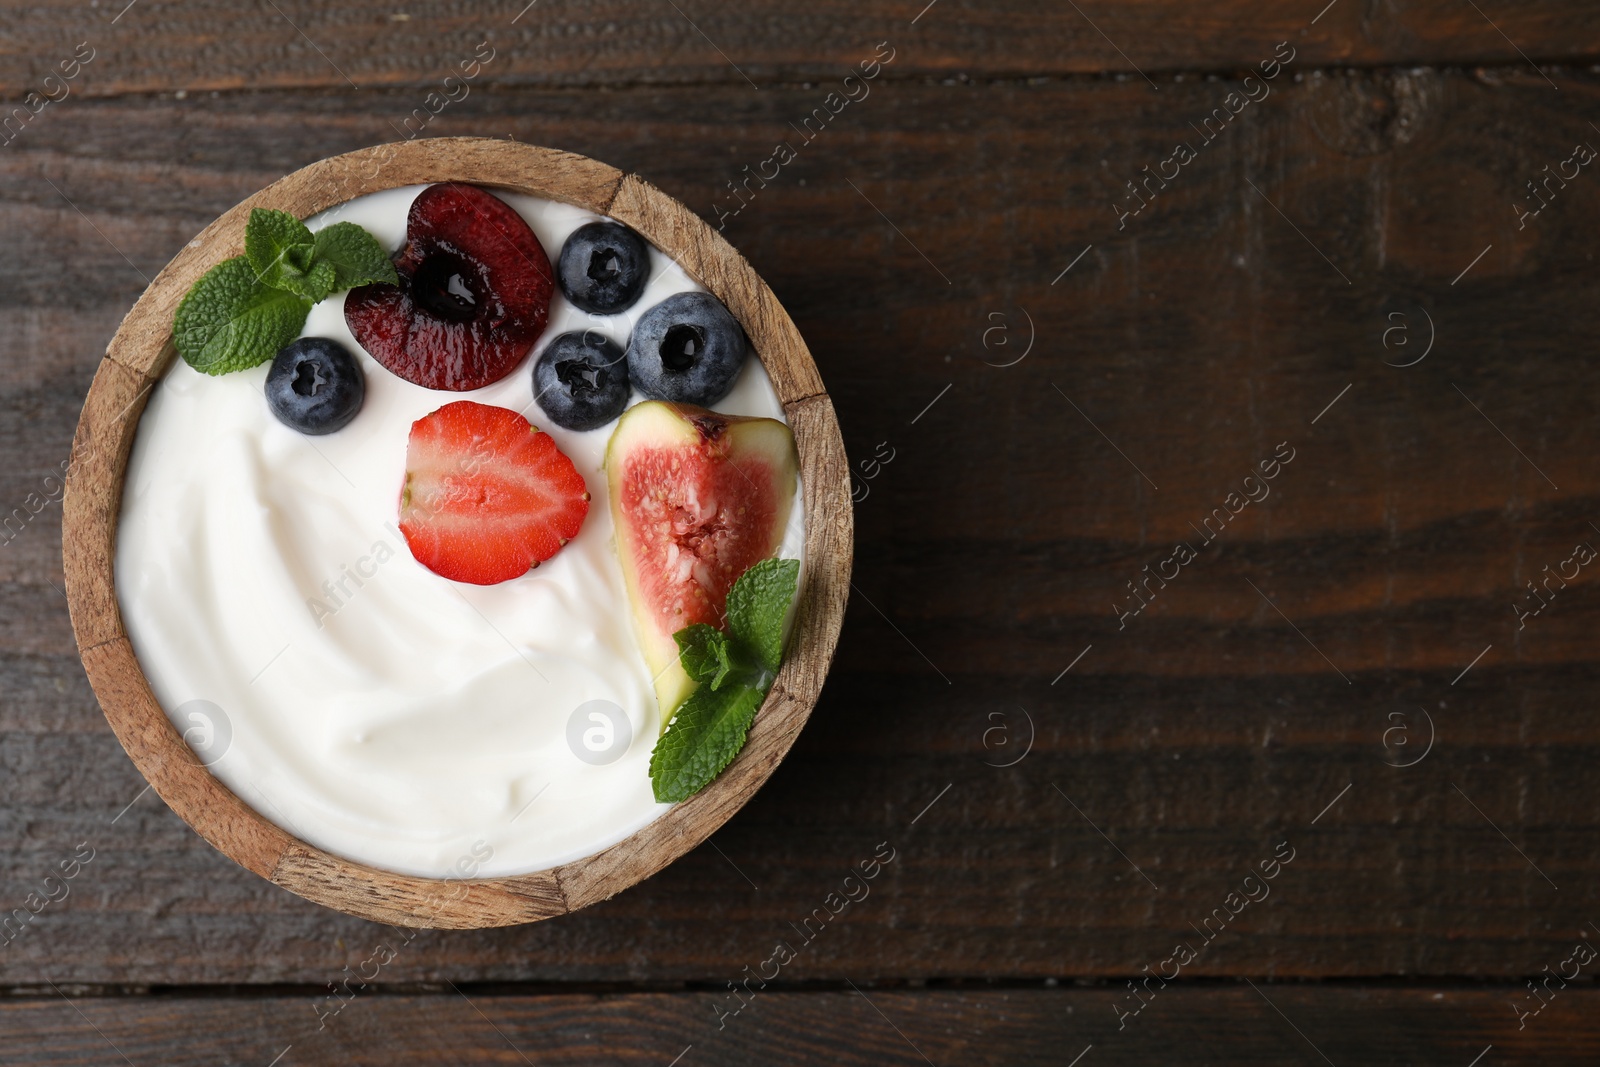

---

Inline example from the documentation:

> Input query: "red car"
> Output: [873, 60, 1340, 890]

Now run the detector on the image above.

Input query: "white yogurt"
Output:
[116, 186, 805, 879]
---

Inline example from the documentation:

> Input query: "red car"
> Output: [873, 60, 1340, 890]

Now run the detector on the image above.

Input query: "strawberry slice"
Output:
[399, 401, 590, 585]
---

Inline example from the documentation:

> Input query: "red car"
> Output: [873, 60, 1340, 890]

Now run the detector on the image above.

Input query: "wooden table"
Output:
[5, 1, 1600, 1062]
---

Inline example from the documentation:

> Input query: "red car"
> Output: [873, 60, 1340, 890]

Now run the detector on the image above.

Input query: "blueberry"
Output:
[557, 221, 650, 314]
[265, 337, 365, 435]
[533, 331, 632, 431]
[626, 292, 747, 406]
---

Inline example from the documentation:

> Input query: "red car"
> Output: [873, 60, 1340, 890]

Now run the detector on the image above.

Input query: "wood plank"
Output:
[2, 0, 1598, 99]
[3, 71, 1600, 980]
[0, 987, 1594, 1065]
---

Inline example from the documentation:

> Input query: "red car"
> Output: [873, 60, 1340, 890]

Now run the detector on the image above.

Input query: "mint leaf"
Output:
[242, 211, 394, 302]
[244, 208, 318, 294]
[172, 211, 393, 376]
[724, 558, 800, 675]
[173, 256, 312, 375]
[650, 557, 802, 803]
[648, 682, 765, 803]
[675, 624, 737, 690]
[312, 221, 400, 290]
[275, 258, 337, 303]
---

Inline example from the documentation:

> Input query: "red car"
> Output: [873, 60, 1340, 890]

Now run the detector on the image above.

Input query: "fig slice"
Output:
[604, 400, 798, 726]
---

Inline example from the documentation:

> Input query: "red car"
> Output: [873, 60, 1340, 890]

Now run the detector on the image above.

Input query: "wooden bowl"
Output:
[61, 138, 852, 928]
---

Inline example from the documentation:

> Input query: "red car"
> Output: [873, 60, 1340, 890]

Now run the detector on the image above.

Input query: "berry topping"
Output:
[399, 401, 589, 585]
[625, 292, 748, 407]
[345, 183, 553, 392]
[532, 331, 632, 432]
[556, 221, 650, 314]
[264, 337, 365, 435]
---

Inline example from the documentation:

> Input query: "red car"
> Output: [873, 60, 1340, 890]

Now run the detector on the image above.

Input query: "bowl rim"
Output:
[61, 137, 853, 929]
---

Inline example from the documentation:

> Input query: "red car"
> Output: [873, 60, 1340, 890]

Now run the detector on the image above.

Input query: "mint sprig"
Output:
[675, 623, 737, 691]
[173, 208, 397, 375]
[244, 207, 329, 300]
[173, 258, 312, 375]
[649, 558, 801, 803]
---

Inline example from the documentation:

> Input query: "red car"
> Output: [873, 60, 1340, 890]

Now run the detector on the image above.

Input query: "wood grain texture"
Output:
[58, 358, 145, 649]
[58, 138, 851, 927]
[2, 57, 1600, 984]
[1, 0, 1598, 99]
[78, 638, 293, 880]
[1, 987, 1595, 1065]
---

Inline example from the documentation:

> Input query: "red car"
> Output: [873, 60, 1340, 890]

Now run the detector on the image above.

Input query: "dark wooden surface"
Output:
[3, 0, 1599, 90]
[2, 988, 1597, 1065]
[6, 0, 1600, 1061]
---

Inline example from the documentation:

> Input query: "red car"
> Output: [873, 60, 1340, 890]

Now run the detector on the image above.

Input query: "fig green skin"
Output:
[625, 291, 748, 406]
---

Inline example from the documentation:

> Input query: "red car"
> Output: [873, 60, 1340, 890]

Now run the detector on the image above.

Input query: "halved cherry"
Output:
[346, 183, 553, 392]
